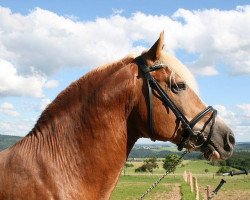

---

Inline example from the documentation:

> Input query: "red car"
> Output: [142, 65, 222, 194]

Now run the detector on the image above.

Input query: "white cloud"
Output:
[0, 58, 46, 97]
[0, 119, 35, 136]
[0, 102, 14, 110]
[44, 80, 58, 89]
[1, 5, 250, 80]
[237, 103, 250, 117]
[0, 102, 19, 116]
[172, 6, 250, 75]
[0, 7, 135, 76]
[214, 104, 250, 141]
[213, 105, 236, 119]
[191, 65, 219, 76]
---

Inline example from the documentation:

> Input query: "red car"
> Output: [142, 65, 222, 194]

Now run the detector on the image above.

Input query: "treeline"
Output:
[128, 148, 202, 160]
[0, 135, 22, 151]
[218, 151, 250, 170]
[235, 143, 250, 151]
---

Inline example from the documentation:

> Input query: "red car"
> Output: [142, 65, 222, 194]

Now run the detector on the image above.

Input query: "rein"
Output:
[137, 150, 188, 200]
[135, 56, 217, 151]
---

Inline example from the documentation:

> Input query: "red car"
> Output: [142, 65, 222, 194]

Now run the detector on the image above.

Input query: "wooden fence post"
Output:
[183, 170, 187, 182]
[190, 172, 193, 193]
[206, 185, 211, 200]
[187, 171, 190, 184]
[193, 177, 199, 200]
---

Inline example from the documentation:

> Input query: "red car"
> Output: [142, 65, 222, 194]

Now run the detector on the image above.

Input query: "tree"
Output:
[163, 154, 181, 173]
[216, 166, 233, 174]
[135, 157, 159, 173]
[123, 163, 134, 176]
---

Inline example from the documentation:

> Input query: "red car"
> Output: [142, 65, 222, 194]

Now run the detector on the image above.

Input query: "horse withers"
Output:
[0, 32, 235, 200]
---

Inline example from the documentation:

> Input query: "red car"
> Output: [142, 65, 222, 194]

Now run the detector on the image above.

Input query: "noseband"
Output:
[135, 56, 217, 151]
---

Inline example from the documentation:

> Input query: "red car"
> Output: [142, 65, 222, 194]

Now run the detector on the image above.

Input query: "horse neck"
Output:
[11, 59, 140, 198]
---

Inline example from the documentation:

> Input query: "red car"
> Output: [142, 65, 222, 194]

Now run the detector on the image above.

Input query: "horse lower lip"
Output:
[203, 144, 220, 160]
[211, 150, 220, 160]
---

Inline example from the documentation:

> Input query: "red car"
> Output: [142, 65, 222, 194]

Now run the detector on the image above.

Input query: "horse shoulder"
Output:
[0, 148, 57, 200]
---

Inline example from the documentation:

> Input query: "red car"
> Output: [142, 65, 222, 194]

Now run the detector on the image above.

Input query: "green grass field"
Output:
[111, 160, 250, 200]
[111, 176, 176, 200]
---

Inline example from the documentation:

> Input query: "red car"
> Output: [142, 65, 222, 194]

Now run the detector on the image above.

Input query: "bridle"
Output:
[135, 56, 218, 151]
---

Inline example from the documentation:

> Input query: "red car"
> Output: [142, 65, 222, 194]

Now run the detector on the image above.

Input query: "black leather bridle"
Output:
[135, 56, 217, 151]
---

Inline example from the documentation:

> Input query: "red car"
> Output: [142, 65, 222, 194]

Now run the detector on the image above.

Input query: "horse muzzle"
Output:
[199, 118, 235, 161]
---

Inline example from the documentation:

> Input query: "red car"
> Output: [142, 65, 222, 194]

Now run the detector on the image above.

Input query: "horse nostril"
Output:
[224, 133, 235, 152]
[228, 134, 235, 146]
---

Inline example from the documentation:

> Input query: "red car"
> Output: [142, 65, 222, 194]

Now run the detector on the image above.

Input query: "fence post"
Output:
[193, 177, 199, 200]
[187, 171, 190, 184]
[206, 185, 211, 200]
[183, 170, 187, 182]
[190, 172, 193, 193]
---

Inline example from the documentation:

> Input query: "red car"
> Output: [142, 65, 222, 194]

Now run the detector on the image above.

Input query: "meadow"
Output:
[111, 159, 250, 200]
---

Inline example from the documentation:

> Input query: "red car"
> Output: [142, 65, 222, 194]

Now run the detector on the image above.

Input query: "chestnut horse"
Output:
[0, 32, 235, 200]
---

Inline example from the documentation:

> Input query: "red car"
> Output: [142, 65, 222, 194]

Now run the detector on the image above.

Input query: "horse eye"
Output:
[177, 82, 186, 90]
[171, 82, 186, 93]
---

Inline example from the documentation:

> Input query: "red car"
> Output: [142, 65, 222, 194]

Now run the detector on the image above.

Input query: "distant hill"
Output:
[0, 134, 22, 151]
[128, 142, 250, 159]
[128, 147, 202, 159]
[235, 142, 250, 151]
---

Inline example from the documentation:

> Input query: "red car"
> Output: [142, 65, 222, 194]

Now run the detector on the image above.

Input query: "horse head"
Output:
[133, 32, 235, 161]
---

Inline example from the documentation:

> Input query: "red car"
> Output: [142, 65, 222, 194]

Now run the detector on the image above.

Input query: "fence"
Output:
[183, 171, 200, 200]
[183, 171, 217, 200]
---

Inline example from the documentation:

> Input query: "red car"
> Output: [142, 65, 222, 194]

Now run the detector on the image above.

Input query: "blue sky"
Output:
[0, 1, 249, 143]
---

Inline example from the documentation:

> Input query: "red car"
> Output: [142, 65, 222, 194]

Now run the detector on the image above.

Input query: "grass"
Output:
[197, 174, 250, 199]
[111, 159, 250, 200]
[180, 182, 196, 200]
[111, 175, 176, 200]
[176, 160, 221, 174]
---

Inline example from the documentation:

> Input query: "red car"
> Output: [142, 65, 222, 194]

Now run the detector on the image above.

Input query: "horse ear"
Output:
[145, 31, 165, 62]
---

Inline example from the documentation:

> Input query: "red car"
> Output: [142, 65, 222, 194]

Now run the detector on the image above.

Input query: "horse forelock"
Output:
[161, 52, 199, 94]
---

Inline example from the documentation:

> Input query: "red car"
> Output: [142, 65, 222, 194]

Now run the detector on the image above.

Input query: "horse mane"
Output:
[14, 55, 135, 148]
